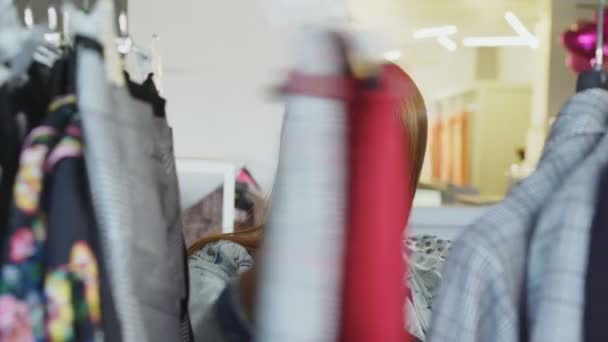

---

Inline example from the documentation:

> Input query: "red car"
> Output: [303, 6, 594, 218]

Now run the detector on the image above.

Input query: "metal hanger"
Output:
[151, 33, 163, 94]
[576, 0, 608, 91]
[23, 2, 34, 29]
[40, 0, 63, 48]
[117, 5, 132, 56]
[116, 5, 156, 84]
[0, 0, 44, 86]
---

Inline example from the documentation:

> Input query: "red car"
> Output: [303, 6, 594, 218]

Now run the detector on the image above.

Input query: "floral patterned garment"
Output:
[0, 96, 103, 342]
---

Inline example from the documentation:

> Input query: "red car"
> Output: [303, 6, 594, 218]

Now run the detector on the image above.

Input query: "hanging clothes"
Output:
[0, 88, 22, 246]
[43, 118, 123, 342]
[525, 91, 608, 341]
[583, 165, 608, 342]
[125, 72, 167, 119]
[0, 96, 75, 340]
[340, 64, 413, 342]
[1, 2, 190, 340]
[43, 116, 104, 341]
[0, 61, 53, 248]
[428, 88, 608, 342]
[75, 34, 190, 342]
[0, 89, 116, 341]
[255, 29, 351, 342]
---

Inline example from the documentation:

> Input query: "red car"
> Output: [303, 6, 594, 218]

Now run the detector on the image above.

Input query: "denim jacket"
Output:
[188, 235, 450, 342]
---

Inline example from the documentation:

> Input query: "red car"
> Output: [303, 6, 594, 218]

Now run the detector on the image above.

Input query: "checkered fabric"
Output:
[526, 92, 608, 342]
[427, 89, 608, 342]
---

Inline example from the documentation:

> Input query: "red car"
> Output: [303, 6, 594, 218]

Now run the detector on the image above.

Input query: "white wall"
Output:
[129, 0, 290, 191]
[499, 47, 536, 84]
[127, 0, 546, 192]
[404, 45, 537, 107]
[403, 46, 478, 102]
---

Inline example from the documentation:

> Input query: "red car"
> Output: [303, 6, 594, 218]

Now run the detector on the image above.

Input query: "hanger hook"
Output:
[24, 2, 34, 29]
[595, 0, 606, 70]
[118, 10, 128, 37]
[48, 1, 58, 32]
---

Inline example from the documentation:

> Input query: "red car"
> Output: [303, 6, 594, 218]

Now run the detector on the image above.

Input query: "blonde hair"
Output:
[188, 64, 427, 256]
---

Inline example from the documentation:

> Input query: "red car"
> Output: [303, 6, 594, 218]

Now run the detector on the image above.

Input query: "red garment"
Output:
[340, 64, 413, 342]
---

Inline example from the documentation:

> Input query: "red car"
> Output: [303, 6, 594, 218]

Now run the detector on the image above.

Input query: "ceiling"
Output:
[350, 0, 545, 48]
[13, 0, 127, 27]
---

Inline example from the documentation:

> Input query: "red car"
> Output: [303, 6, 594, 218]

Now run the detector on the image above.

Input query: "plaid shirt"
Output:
[526, 94, 608, 342]
[427, 89, 608, 342]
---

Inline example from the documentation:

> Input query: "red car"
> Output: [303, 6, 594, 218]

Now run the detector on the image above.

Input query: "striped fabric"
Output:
[77, 38, 190, 341]
[255, 29, 350, 342]
[427, 89, 608, 342]
[77, 41, 143, 342]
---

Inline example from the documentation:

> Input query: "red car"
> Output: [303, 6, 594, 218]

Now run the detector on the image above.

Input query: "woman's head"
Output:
[384, 63, 428, 193]
[188, 64, 427, 255]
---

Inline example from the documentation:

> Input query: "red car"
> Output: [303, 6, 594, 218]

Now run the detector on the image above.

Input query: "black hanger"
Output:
[577, 0, 608, 92]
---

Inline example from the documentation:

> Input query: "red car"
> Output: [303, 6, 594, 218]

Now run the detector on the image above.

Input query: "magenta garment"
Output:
[340, 64, 414, 342]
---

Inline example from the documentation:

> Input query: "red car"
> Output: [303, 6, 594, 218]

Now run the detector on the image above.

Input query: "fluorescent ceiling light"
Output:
[437, 36, 457, 51]
[462, 11, 538, 48]
[463, 36, 530, 47]
[413, 25, 457, 39]
[504, 11, 539, 48]
[384, 50, 402, 61]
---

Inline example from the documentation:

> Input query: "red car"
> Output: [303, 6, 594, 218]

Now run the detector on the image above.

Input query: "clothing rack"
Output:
[1, 2, 190, 340]
[6, 0, 164, 92]
[594, 0, 605, 71]
[576, 0, 608, 91]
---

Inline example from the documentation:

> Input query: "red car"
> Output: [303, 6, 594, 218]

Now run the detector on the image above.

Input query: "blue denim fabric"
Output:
[189, 236, 451, 342]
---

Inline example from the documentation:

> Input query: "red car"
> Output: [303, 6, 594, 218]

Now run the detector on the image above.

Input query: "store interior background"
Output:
[13, 0, 600, 231]
[126, 0, 593, 200]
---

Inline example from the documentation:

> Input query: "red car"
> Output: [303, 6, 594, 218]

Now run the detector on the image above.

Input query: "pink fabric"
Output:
[278, 72, 355, 101]
[340, 64, 413, 342]
[236, 168, 260, 190]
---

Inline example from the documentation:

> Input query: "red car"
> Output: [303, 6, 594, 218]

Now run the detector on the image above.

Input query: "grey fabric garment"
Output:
[188, 235, 450, 342]
[427, 89, 608, 342]
[77, 41, 142, 342]
[526, 93, 608, 341]
[77, 40, 188, 341]
[188, 241, 253, 342]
